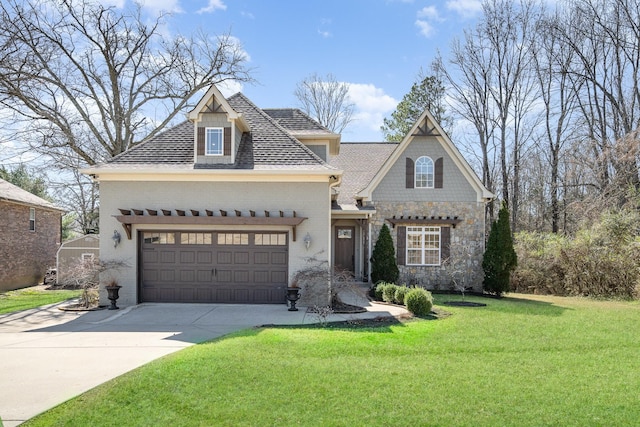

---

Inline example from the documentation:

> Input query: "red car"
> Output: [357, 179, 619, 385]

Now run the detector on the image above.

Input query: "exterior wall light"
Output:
[303, 232, 312, 250]
[112, 230, 121, 248]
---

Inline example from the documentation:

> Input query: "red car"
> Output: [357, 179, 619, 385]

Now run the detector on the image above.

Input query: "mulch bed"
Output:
[441, 301, 487, 307]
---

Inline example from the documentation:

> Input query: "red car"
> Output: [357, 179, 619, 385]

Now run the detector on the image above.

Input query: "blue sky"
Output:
[2, 0, 482, 165]
[122, 0, 483, 141]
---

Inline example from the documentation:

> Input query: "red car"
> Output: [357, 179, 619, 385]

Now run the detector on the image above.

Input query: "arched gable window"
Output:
[415, 156, 434, 188]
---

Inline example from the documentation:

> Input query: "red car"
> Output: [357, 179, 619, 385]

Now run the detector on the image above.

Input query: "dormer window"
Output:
[205, 127, 224, 156]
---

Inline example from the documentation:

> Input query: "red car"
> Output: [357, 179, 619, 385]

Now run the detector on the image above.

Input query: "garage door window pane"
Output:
[217, 233, 249, 245]
[181, 233, 212, 245]
[255, 233, 287, 246]
[143, 232, 175, 244]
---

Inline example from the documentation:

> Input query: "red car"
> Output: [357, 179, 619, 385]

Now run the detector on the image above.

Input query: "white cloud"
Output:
[240, 11, 255, 19]
[98, 0, 125, 8]
[138, 0, 183, 15]
[346, 83, 397, 136]
[197, 0, 227, 14]
[318, 29, 332, 38]
[415, 20, 435, 38]
[217, 80, 243, 97]
[417, 5, 441, 20]
[446, 0, 483, 19]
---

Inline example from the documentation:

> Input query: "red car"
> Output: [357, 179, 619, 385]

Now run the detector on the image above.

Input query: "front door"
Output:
[334, 226, 355, 274]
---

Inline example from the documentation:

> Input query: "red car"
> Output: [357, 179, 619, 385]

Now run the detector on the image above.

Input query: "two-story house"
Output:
[0, 178, 65, 291]
[84, 85, 492, 307]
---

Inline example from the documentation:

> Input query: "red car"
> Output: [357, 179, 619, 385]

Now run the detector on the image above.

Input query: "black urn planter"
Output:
[105, 285, 121, 310]
[286, 287, 301, 311]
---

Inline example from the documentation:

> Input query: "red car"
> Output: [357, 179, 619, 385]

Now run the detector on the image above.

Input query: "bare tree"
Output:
[434, 25, 498, 221]
[531, 11, 580, 233]
[294, 73, 355, 133]
[51, 168, 99, 235]
[552, 0, 640, 202]
[0, 0, 254, 167]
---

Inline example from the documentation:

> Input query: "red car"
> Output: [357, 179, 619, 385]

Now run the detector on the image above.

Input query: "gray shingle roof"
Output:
[103, 93, 335, 171]
[329, 143, 398, 205]
[263, 108, 332, 133]
[0, 178, 64, 211]
[108, 121, 194, 164]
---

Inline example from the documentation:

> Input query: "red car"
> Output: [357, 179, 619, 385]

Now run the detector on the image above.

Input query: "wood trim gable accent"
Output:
[115, 210, 307, 241]
[386, 216, 462, 228]
[412, 121, 441, 137]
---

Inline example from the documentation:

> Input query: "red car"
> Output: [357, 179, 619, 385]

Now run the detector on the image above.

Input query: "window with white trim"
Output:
[29, 207, 36, 231]
[415, 156, 434, 188]
[205, 127, 224, 156]
[407, 226, 441, 265]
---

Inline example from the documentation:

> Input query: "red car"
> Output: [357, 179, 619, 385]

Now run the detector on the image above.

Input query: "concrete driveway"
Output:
[0, 290, 407, 426]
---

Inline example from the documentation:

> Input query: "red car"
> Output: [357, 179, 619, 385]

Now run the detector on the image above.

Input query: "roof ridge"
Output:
[229, 94, 332, 168]
[262, 108, 333, 134]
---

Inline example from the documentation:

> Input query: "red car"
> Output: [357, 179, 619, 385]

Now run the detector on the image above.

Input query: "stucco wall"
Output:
[373, 136, 477, 202]
[0, 202, 61, 291]
[99, 179, 332, 307]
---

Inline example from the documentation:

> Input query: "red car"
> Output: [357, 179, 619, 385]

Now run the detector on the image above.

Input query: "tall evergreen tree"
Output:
[381, 70, 452, 142]
[482, 201, 517, 296]
[370, 224, 399, 283]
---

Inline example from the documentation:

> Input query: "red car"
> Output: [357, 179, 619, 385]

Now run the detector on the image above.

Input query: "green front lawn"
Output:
[0, 287, 81, 315]
[25, 294, 640, 426]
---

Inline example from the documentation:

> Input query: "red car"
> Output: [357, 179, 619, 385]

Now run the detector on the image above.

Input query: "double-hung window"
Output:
[406, 226, 441, 265]
[205, 127, 224, 156]
[29, 207, 36, 231]
[415, 156, 434, 188]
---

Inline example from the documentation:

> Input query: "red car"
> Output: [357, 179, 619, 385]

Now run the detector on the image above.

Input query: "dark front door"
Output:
[334, 226, 355, 274]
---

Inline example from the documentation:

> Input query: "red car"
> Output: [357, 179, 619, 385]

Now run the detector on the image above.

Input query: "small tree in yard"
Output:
[371, 224, 399, 284]
[483, 201, 517, 296]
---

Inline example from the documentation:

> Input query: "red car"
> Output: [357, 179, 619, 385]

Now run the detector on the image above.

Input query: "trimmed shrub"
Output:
[373, 282, 386, 301]
[405, 287, 433, 316]
[371, 224, 399, 284]
[394, 285, 410, 305]
[382, 283, 398, 303]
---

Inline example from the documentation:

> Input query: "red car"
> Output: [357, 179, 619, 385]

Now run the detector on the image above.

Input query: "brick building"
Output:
[0, 178, 65, 292]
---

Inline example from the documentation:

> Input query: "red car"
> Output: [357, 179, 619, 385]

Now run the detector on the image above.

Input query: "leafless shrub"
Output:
[444, 244, 480, 300]
[59, 258, 128, 308]
[310, 305, 334, 327]
[289, 255, 363, 309]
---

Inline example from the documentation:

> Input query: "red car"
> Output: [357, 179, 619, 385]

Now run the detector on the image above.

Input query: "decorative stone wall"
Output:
[0, 202, 61, 291]
[367, 200, 486, 291]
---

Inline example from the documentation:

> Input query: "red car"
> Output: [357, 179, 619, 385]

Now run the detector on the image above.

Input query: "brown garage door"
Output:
[140, 231, 288, 303]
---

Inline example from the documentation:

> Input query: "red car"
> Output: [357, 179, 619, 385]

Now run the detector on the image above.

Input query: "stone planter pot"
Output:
[286, 287, 301, 311]
[105, 285, 121, 310]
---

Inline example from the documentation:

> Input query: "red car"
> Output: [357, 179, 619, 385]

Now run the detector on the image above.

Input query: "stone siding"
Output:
[368, 200, 485, 291]
[0, 202, 61, 291]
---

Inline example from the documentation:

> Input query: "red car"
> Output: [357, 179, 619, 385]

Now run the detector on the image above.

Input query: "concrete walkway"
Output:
[0, 288, 407, 426]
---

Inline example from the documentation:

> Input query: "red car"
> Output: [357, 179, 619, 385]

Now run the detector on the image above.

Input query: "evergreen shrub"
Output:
[405, 287, 433, 316]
